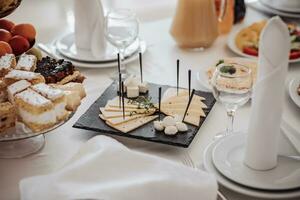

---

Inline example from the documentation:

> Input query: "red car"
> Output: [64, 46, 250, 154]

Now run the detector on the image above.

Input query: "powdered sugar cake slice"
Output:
[31, 83, 69, 121]
[15, 88, 57, 132]
[0, 54, 16, 77]
[15, 54, 37, 71]
[7, 80, 31, 103]
[0, 79, 7, 103]
[0, 102, 16, 133]
[4, 70, 45, 85]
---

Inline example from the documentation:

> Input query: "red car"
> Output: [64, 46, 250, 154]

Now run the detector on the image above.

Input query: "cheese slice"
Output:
[162, 108, 206, 117]
[108, 97, 152, 109]
[100, 107, 154, 119]
[162, 88, 205, 100]
[105, 109, 155, 125]
[104, 105, 155, 113]
[105, 115, 158, 133]
[160, 101, 207, 109]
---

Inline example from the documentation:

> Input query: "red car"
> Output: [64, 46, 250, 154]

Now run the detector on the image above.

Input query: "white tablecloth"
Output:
[1, 0, 300, 199]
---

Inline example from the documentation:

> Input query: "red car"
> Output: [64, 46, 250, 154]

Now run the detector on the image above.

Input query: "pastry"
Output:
[7, 79, 31, 103]
[14, 88, 57, 132]
[31, 83, 69, 121]
[52, 82, 86, 99]
[4, 69, 45, 85]
[63, 90, 81, 111]
[0, 79, 7, 102]
[0, 101, 16, 133]
[35, 56, 85, 84]
[15, 53, 37, 71]
[0, 54, 16, 77]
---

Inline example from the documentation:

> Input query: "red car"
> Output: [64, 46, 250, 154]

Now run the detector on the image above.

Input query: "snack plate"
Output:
[0, 112, 74, 142]
[73, 82, 216, 148]
[227, 26, 300, 64]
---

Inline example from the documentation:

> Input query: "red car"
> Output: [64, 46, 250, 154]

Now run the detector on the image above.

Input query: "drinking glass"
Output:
[211, 62, 252, 139]
[104, 9, 139, 78]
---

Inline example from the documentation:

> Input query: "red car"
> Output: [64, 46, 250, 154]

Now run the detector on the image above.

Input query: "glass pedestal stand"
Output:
[0, 134, 45, 159]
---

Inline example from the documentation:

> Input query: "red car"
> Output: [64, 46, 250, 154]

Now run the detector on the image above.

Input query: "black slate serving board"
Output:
[73, 82, 215, 148]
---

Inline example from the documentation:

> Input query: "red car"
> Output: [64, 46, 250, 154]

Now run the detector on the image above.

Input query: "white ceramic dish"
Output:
[227, 26, 300, 64]
[40, 40, 147, 69]
[203, 139, 300, 199]
[260, 0, 300, 14]
[56, 33, 140, 63]
[247, 0, 300, 19]
[196, 57, 257, 92]
[212, 134, 300, 191]
[289, 77, 300, 108]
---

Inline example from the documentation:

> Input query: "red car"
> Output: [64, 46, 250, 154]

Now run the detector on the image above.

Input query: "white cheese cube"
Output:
[126, 86, 139, 98]
[138, 82, 149, 93]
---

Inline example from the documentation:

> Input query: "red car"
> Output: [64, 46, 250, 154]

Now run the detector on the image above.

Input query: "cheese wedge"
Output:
[162, 88, 205, 100]
[161, 101, 207, 109]
[100, 107, 154, 119]
[104, 105, 155, 113]
[105, 115, 158, 133]
[105, 113, 154, 125]
[162, 108, 206, 117]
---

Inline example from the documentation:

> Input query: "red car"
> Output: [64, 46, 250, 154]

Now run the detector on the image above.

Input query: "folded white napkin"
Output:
[74, 0, 106, 57]
[244, 16, 290, 170]
[20, 136, 217, 200]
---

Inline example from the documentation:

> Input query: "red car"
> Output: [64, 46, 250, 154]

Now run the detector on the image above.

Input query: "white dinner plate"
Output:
[40, 40, 147, 69]
[203, 139, 300, 199]
[212, 134, 300, 191]
[56, 33, 140, 63]
[260, 0, 300, 14]
[289, 77, 300, 108]
[227, 26, 300, 64]
[247, 0, 300, 19]
[196, 57, 257, 92]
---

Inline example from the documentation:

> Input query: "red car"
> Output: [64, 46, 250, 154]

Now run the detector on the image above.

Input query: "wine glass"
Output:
[104, 9, 139, 78]
[211, 62, 252, 139]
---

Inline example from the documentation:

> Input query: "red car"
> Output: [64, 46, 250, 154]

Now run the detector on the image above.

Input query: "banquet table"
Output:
[1, 0, 300, 200]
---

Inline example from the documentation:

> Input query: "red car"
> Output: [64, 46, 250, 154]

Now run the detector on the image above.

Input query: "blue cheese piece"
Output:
[126, 86, 139, 98]
[164, 125, 178, 135]
[153, 120, 164, 131]
[138, 82, 149, 93]
[176, 121, 188, 132]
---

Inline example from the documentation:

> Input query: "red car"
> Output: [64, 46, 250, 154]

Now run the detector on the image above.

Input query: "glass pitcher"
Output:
[170, 0, 226, 49]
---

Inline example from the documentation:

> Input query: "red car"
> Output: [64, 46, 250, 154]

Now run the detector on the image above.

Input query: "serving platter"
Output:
[73, 82, 216, 148]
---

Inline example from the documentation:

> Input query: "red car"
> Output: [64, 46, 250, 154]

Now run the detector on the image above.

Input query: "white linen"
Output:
[19, 135, 218, 200]
[244, 16, 290, 170]
[74, 0, 106, 56]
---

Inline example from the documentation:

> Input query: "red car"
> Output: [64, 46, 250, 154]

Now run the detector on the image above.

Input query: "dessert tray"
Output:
[74, 81, 215, 148]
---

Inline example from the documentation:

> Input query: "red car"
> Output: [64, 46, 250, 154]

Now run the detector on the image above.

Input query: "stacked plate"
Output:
[204, 134, 300, 199]
[38, 33, 147, 68]
[248, 0, 300, 18]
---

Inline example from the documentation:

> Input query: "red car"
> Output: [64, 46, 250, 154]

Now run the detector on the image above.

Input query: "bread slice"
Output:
[7, 80, 31, 103]
[4, 70, 45, 85]
[0, 54, 16, 77]
[15, 54, 37, 71]
[0, 101, 16, 133]
[31, 83, 69, 121]
[15, 88, 57, 132]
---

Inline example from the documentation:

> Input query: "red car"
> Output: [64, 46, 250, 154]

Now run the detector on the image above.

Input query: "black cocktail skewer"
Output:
[182, 89, 195, 123]
[121, 81, 125, 119]
[188, 69, 191, 98]
[177, 59, 179, 96]
[119, 73, 122, 108]
[139, 52, 143, 83]
[158, 87, 162, 121]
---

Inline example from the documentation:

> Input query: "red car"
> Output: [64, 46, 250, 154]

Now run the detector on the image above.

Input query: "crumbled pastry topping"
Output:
[16, 88, 51, 106]
[35, 56, 75, 83]
[16, 54, 36, 70]
[31, 83, 64, 100]
[5, 70, 40, 80]
[0, 54, 14, 69]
